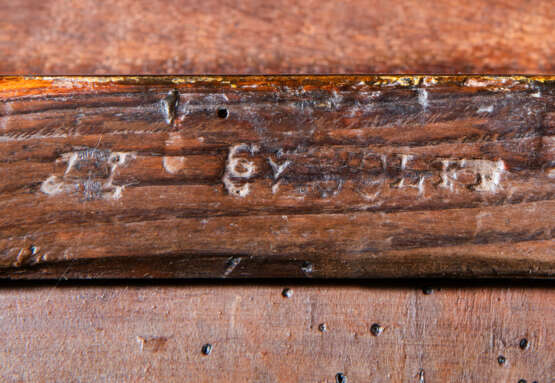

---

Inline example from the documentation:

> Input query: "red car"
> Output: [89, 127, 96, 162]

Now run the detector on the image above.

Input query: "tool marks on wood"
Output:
[162, 89, 179, 126]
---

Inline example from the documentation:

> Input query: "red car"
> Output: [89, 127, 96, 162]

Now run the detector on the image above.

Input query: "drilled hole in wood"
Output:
[318, 323, 328, 332]
[217, 108, 228, 119]
[422, 286, 434, 295]
[201, 343, 212, 355]
[370, 323, 384, 336]
[282, 288, 292, 298]
[519, 338, 529, 350]
[497, 355, 506, 365]
[336, 372, 346, 383]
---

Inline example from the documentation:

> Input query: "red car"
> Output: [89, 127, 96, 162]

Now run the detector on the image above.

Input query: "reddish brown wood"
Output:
[0, 0, 553, 75]
[1, 2, 553, 380]
[0, 282, 552, 382]
[0, 75, 553, 279]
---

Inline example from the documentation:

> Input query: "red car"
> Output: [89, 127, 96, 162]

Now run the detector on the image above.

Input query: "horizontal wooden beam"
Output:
[0, 75, 553, 279]
[2, 0, 553, 74]
[0, 282, 552, 381]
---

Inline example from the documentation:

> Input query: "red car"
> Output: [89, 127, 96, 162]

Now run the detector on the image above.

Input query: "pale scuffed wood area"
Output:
[0, 282, 552, 382]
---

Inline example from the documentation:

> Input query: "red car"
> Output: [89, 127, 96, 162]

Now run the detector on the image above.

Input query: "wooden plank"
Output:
[0, 0, 553, 75]
[1, 3, 551, 381]
[0, 75, 554, 279]
[0, 282, 552, 382]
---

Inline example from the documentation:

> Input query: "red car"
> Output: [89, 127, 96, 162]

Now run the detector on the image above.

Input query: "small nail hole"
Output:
[201, 343, 212, 355]
[318, 323, 327, 332]
[370, 323, 383, 336]
[519, 338, 528, 350]
[518, 379, 527, 383]
[497, 355, 506, 365]
[336, 372, 346, 383]
[217, 108, 228, 119]
[282, 288, 292, 298]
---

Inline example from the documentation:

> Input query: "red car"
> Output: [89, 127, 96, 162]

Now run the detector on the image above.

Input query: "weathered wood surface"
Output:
[0, 75, 553, 279]
[1, 1, 553, 381]
[0, 0, 553, 75]
[0, 281, 552, 382]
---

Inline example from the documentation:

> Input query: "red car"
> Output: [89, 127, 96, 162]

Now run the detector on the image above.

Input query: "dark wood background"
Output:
[0, 0, 553, 381]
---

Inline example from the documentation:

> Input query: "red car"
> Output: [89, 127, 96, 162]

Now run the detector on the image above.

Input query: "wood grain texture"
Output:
[0, 281, 552, 382]
[0, 75, 553, 279]
[2, 2, 553, 381]
[0, 0, 553, 75]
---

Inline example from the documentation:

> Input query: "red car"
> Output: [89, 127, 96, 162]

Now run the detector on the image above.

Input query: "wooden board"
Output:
[0, 76, 555, 278]
[0, 281, 552, 382]
[1, 1, 553, 381]
[0, 75, 554, 279]
[0, 0, 553, 75]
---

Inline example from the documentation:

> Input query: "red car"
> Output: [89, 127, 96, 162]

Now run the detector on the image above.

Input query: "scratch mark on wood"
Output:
[162, 89, 179, 125]
[223, 257, 242, 277]
[418, 89, 428, 110]
[477, 105, 494, 113]
[418, 369, 425, 383]
[136, 336, 169, 353]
